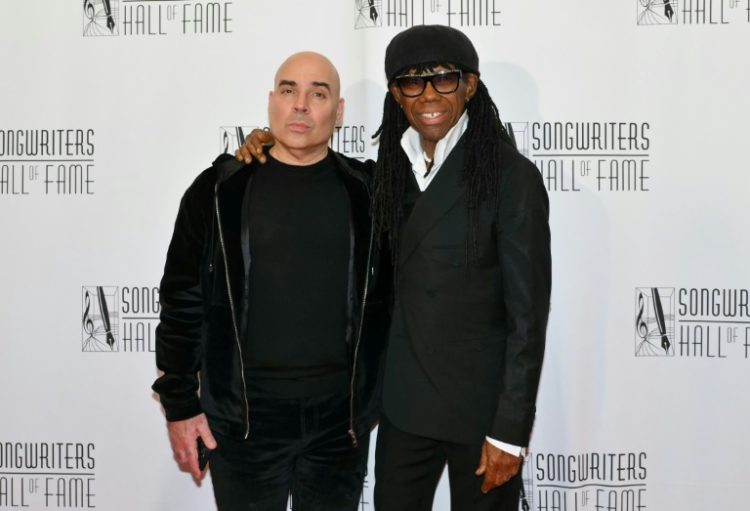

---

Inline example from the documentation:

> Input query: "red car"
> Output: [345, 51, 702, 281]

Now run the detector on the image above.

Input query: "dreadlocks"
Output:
[371, 67, 517, 268]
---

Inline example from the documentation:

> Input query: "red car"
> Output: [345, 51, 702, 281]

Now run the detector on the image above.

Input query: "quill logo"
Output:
[82, 286, 119, 352]
[355, 0, 382, 28]
[83, 0, 119, 36]
[81, 286, 159, 353]
[635, 288, 675, 356]
[638, 0, 678, 25]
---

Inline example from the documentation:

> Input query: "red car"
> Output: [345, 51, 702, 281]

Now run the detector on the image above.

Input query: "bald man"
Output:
[153, 52, 389, 510]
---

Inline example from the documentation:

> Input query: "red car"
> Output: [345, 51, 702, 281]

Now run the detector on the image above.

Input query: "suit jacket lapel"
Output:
[398, 136, 466, 267]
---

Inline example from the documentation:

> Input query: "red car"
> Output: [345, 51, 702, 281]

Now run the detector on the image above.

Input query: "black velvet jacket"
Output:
[152, 152, 390, 444]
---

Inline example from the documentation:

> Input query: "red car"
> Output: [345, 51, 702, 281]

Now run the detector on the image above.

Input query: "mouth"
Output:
[417, 111, 448, 124]
[287, 121, 310, 132]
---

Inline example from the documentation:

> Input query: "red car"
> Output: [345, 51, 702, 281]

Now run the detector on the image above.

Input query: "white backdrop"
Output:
[1, 1, 749, 510]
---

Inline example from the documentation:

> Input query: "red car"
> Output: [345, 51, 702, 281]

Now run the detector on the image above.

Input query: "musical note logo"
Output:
[82, 286, 119, 352]
[635, 287, 674, 356]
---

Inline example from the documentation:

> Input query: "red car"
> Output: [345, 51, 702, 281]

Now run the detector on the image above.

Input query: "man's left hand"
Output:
[474, 440, 522, 494]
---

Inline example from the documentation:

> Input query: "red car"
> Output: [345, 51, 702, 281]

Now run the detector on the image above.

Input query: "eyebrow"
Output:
[277, 79, 331, 91]
[311, 81, 331, 91]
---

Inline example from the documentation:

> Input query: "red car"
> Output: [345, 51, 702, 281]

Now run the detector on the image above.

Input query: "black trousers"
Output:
[374, 415, 521, 511]
[209, 392, 369, 511]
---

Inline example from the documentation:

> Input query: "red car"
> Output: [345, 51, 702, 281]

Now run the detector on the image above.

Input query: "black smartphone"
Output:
[197, 437, 211, 471]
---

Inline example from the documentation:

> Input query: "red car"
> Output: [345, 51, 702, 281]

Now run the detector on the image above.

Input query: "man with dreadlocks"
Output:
[369, 25, 551, 510]
[236, 25, 550, 510]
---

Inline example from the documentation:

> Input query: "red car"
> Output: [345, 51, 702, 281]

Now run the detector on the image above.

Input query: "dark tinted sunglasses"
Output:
[393, 70, 463, 97]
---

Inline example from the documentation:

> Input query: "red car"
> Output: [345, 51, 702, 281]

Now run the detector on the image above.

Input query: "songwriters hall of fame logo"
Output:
[638, 0, 749, 25]
[83, 0, 119, 36]
[356, 0, 382, 28]
[82, 286, 119, 351]
[355, 0, 502, 29]
[82, 0, 234, 36]
[635, 287, 675, 356]
[635, 286, 749, 359]
[638, 0, 678, 25]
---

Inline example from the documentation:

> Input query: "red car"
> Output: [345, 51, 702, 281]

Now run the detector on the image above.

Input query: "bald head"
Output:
[273, 52, 341, 99]
[267, 52, 345, 165]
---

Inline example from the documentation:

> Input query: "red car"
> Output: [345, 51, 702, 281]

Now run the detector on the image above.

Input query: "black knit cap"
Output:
[384, 24, 480, 83]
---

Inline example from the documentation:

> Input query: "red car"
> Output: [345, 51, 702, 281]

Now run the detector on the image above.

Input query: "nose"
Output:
[420, 81, 440, 101]
[293, 94, 309, 113]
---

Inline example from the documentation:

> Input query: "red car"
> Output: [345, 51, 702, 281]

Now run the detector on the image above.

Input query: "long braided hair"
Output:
[371, 63, 517, 267]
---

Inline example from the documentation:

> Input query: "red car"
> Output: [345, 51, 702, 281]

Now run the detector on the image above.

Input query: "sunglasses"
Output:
[393, 70, 463, 98]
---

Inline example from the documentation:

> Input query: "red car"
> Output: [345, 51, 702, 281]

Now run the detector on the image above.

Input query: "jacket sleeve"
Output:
[151, 171, 213, 422]
[490, 154, 551, 446]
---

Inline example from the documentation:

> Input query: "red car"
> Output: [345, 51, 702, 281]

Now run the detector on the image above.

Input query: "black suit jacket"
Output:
[382, 136, 551, 446]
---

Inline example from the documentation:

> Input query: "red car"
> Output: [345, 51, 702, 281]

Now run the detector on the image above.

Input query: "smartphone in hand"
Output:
[197, 437, 211, 471]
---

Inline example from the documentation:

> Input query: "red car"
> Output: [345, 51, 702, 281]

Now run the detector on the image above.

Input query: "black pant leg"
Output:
[209, 398, 301, 511]
[292, 394, 369, 511]
[373, 415, 446, 511]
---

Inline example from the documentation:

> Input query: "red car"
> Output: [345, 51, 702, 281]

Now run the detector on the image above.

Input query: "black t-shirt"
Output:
[244, 152, 351, 398]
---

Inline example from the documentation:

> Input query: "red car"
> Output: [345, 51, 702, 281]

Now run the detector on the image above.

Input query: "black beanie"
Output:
[384, 24, 480, 83]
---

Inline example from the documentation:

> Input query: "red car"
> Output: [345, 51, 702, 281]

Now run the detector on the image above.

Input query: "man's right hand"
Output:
[166, 413, 217, 483]
[234, 129, 276, 164]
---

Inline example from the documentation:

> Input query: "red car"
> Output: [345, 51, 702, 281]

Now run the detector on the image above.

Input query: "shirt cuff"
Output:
[486, 437, 525, 457]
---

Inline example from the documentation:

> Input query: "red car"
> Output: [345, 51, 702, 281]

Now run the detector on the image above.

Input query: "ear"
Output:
[335, 97, 345, 126]
[464, 73, 479, 101]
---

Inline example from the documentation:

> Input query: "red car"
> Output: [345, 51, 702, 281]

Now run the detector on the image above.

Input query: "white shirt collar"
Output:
[400, 110, 469, 192]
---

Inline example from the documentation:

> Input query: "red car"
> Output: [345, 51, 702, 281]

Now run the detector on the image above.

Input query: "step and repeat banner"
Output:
[1, 1, 749, 510]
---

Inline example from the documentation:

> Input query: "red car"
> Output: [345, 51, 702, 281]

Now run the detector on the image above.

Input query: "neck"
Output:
[269, 144, 329, 166]
[420, 140, 436, 160]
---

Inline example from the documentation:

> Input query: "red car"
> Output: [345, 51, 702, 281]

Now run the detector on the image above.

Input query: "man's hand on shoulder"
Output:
[234, 129, 275, 164]
[475, 440, 523, 494]
[166, 413, 217, 484]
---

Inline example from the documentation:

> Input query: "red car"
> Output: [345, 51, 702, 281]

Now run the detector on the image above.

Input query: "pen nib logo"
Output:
[635, 287, 674, 356]
[83, 0, 119, 36]
[637, 0, 679, 25]
[82, 286, 119, 352]
[355, 0, 382, 29]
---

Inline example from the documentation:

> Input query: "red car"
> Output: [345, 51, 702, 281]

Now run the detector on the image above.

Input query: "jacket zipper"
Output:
[347, 215, 375, 448]
[214, 185, 251, 439]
